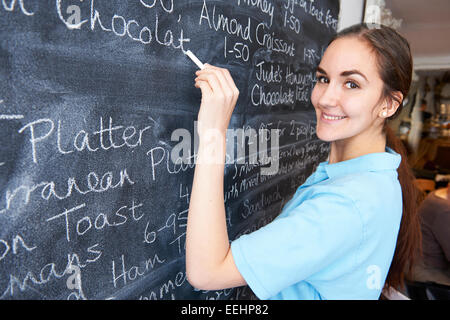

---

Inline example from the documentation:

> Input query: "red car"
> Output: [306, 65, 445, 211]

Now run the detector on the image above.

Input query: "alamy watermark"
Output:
[170, 121, 280, 175]
[66, 264, 87, 300]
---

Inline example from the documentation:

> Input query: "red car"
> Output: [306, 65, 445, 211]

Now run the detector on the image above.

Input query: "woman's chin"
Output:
[316, 127, 337, 142]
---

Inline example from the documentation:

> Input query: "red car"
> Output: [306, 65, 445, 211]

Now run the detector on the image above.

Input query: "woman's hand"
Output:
[194, 64, 239, 139]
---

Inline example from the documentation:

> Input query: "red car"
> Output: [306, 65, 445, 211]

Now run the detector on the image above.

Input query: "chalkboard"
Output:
[0, 0, 339, 300]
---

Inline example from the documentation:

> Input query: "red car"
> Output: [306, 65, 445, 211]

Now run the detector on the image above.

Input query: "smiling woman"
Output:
[310, 24, 424, 292]
[186, 23, 423, 300]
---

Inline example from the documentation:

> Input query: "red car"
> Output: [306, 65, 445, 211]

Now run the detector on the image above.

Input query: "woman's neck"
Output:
[328, 131, 387, 164]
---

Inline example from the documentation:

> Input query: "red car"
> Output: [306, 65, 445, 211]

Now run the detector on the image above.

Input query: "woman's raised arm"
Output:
[185, 64, 246, 290]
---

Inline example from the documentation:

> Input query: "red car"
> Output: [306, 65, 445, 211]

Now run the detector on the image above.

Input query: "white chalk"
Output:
[184, 50, 205, 70]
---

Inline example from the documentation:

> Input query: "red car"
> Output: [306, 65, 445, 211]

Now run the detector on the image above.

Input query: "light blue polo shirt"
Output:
[231, 146, 403, 300]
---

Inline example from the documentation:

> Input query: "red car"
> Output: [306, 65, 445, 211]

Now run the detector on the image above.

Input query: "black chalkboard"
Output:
[0, 0, 338, 300]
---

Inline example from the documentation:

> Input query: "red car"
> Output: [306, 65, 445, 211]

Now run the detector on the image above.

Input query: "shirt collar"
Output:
[322, 146, 401, 179]
[301, 147, 401, 188]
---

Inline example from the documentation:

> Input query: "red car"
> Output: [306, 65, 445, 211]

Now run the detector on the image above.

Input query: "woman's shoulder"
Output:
[309, 170, 399, 199]
[305, 170, 402, 220]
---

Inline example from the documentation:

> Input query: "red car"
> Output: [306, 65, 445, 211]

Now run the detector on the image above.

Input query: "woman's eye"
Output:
[345, 81, 359, 89]
[317, 76, 328, 83]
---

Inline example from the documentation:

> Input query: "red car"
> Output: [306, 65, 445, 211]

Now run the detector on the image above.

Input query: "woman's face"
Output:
[311, 37, 387, 143]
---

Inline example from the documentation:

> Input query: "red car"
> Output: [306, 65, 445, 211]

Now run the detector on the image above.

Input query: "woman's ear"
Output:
[380, 91, 403, 118]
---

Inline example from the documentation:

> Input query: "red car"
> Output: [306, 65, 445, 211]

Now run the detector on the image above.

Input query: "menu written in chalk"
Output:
[0, 0, 338, 300]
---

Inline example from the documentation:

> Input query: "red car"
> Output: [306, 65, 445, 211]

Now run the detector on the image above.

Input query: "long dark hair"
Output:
[329, 23, 424, 290]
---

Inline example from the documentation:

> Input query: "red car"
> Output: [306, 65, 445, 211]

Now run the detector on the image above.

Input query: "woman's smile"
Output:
[320, 112, 348, 122]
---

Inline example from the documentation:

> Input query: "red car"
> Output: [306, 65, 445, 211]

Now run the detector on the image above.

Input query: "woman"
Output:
[186, 23, 423, 299]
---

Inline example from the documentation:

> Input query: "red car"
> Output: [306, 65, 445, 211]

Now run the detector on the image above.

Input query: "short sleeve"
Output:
[231, 191, 363, 299]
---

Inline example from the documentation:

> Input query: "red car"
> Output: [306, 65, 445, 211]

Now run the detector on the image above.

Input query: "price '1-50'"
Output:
[224, 37, 250, 62]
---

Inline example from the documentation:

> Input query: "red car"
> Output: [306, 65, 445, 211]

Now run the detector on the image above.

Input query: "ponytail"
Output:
[383, 124, 424, 289]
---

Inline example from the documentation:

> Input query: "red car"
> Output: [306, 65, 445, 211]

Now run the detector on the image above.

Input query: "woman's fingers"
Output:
[196, 65, 239, 105]
[195, 70, 224, 98]
[195, 79, 213, 96]
[206, 65, 239, 93]
[202, 65, 236, 103]
[220, 68, 240, 103]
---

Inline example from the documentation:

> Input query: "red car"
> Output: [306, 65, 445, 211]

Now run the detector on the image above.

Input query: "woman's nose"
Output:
[318, 83, 339, 109]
